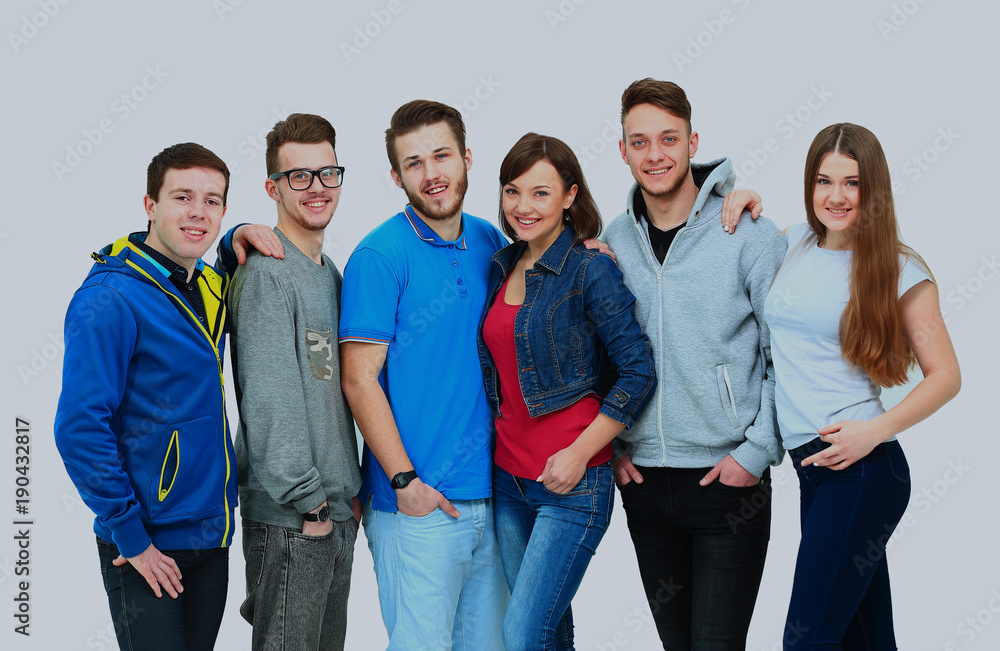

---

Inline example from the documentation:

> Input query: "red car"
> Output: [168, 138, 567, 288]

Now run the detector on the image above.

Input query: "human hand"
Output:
[396, 478, 460, 518]
[112, 543, 183, 599]
[613, 453, 644, 487]
[232, 224, 285, 264]
[700, 455, 758, 487]
[537, 447, 588, 494]
[302, 502, 334, 536]
[721, 189, 763, 234]
[802, 420, 883, 471]
[582, 238, 617, 263]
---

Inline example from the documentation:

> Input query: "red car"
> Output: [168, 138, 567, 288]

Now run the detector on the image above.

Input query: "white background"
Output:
[3, 1, 998, 649]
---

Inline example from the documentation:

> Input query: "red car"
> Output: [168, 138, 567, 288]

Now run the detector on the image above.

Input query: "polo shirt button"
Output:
[448, 244, 454, 249]
[457, 279, 463, 285]
[452, 261, 458, 266]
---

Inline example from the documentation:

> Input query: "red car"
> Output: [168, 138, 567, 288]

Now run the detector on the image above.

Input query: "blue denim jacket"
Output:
[477, 226, 656, 429]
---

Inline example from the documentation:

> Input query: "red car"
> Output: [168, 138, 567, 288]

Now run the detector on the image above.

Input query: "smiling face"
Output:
[143, 166, 227, 273]
[619, 103, 698, 199]
[502, 160, 578, 252]
[812, 152, 861, 249]
[390, 121, 471, 222]
[267, 141, 341, 234]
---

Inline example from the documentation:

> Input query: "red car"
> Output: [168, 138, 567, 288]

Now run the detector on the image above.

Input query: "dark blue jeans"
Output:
[784, 439, 910, 651]
[619, 466, 771, 651]
[96, 537, 229, 651]
[493, 463, 615, 651]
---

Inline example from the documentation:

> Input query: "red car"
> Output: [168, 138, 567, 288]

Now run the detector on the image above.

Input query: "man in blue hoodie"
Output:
[604, 79, 786, 650]
[55, 143, 280, 651]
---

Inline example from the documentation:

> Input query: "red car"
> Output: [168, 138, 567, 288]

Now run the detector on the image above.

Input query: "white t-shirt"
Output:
[763, 223, 932, 450]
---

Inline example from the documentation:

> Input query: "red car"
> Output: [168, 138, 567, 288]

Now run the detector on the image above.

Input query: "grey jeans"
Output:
[240, 518, 358, 650]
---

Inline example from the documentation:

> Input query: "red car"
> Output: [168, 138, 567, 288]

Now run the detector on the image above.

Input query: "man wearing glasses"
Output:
[226, 113, 362, 650]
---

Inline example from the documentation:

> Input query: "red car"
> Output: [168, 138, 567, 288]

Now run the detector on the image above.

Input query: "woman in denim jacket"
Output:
[477, 133, 656, 650]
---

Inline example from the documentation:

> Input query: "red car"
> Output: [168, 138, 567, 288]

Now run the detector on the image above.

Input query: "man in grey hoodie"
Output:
[227, 113, 362, 650]
[605, 79, 786, 650]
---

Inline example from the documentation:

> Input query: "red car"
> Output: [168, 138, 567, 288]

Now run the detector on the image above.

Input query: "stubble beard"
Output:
[404, 168, 469, 221]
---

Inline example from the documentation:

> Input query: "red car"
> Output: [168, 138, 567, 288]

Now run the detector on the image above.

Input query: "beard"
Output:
[402, 167, 469, 221]
[634, 151, 693, 200]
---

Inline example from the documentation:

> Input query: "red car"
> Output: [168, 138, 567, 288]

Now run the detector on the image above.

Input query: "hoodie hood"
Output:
[625, 157, 736, 228]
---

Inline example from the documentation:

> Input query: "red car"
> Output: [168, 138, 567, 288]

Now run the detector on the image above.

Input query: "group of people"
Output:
[54, 77, 961, 651]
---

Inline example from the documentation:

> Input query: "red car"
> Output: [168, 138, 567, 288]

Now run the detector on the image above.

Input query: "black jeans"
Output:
[619, 466, 771, 651]
[97, 537, 229, 651]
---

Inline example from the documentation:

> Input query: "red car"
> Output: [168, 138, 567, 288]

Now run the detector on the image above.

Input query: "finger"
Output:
[156, 569, 179, 599]
[700, 465, 720, 486]
[817, 422, 842, 435]
[627, 464, 644, 484]
[750, 201, 762, 219]
[801, 453, 819, 467]
[143, 571, 163, 598]
[439, 495, 461, 519]
[536, 457, 554, 483]
[233, 241, 247, 265]
[112, 554, 128, 567]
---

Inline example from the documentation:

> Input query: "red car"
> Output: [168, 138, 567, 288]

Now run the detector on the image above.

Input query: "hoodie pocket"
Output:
[148, 417, 224, 521]
[716, 364, 739, 429]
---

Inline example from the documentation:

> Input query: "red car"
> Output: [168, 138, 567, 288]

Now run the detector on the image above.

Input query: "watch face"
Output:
[317, 506, 330, 522]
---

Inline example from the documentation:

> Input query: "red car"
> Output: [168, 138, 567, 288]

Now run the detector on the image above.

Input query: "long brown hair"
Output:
[804, 123, 927, 387]
[498, 133, 602, 243]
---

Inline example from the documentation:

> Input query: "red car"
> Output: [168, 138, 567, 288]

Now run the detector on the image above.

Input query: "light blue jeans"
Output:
[363, 497, 508, 651]
[493, 463, 615, 651]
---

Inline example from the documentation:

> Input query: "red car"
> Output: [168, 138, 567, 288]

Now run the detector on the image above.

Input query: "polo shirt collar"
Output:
[403, 205, 468, 250]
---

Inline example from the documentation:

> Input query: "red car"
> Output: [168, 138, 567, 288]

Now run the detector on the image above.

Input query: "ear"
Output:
[389, 169, 402, 188]
[563, 184, 578, 210]
[619, 139, 629, 164]
[464, 148, 473, 171]
[265, 177, 280, 202]
[689, 131, 699, 158]
[143, 194, 156, 222]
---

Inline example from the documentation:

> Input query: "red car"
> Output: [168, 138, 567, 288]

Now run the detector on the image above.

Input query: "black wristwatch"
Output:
[302, 505, 330, 522]
[390, 470, 418, 490]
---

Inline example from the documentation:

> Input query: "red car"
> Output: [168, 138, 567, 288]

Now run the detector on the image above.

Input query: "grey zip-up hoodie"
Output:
[604, 158, 786, 476]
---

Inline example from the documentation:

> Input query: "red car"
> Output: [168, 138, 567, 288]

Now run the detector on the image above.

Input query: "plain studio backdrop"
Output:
[2, 1, 997, 649]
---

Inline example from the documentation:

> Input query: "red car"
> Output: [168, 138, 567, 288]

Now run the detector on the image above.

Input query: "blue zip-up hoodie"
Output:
[55, 235, 238, 557]
[604, 159, 786, 476]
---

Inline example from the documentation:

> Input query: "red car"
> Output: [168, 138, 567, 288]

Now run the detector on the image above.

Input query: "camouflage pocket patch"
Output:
[306, 328, 334, 381]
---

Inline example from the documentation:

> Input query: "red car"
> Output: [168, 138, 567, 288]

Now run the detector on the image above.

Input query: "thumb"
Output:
[439, 495, 461, 519]
[233, 240, 247, 265]
[750, 201, 762, 220]
[700, 465, 721, 486]
[111, 554, 128, 567]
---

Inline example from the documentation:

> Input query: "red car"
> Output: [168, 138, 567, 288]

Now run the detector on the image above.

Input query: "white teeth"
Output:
[427, 187, 446, 195]
[647, 169, 667, 176]
[182, 228, 205, 235]
[517, 218, 538, 225]
[305, 201, 326, 208]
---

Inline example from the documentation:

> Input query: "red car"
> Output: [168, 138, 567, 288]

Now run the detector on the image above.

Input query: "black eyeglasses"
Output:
[268, 166, 345, 190]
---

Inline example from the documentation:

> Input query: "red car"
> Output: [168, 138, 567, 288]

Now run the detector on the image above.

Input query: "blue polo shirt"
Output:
[339, 206, 508, 511]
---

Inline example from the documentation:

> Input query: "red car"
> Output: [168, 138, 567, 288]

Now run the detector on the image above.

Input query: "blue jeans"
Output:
[493, 463, 615, 651]
[785, 439, 910, 651]
[363, 497, 508, 651]
[96, 537, 229, 651]
[240, 518, 358, 650]
[618, 466, 771, 651]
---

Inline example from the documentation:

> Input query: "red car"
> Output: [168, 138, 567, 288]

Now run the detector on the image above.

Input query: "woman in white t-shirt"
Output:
[763, 123, 961, 650]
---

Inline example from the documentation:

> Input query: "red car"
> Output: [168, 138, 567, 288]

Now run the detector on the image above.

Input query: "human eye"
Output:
[175, 194, 190, 202]
[535, 191, 549, 198]
[206, 198, 221, 206]
[290, 170, 311, 182]
[847, 180, 859, 187]
[407, 160, 420, 169]
[664, 137, 676, 144]
[631, 139, 646, 147]
[503, 187, 518, 196]
[816, 178, 830, 185]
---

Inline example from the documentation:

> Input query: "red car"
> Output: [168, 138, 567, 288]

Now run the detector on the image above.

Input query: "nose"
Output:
[647, 140, 665, 162]
[830, 184, 845, 204]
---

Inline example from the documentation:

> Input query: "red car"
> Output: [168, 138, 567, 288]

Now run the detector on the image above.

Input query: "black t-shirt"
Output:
[633, 191, 683, 265]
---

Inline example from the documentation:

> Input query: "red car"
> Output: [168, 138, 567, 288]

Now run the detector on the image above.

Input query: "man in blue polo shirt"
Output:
[340, 100, 508, 650]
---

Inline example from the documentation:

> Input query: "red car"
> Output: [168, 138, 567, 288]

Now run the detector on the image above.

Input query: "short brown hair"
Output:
[385, 100, 466, 176]
[265, 113, 337, 176]
[620, 78, 692, 135]
[146, 142, 230, 205]
[498, 133, 602, 243]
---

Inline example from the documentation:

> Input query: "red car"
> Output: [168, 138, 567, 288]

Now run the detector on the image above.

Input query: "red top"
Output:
[482, 275, 610, 480]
